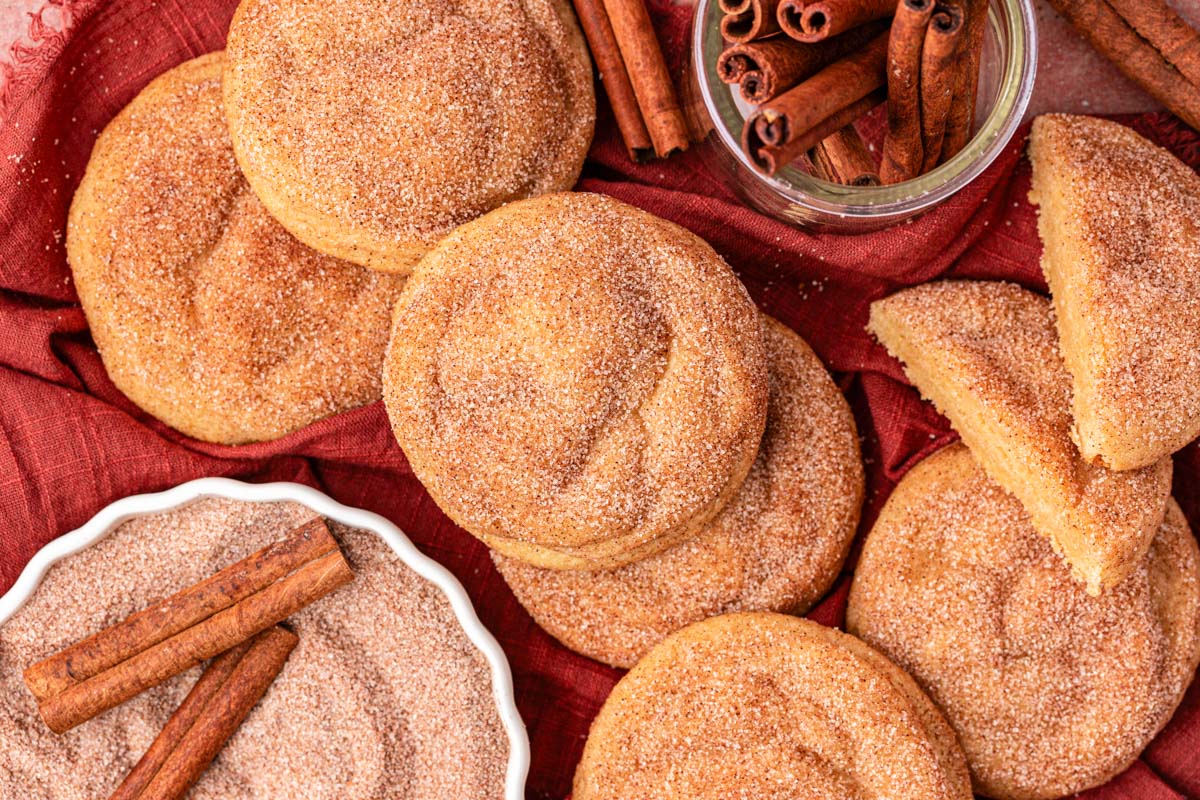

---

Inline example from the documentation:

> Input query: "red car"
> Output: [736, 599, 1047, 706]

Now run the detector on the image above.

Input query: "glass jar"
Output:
[684, 0, 1038, 230]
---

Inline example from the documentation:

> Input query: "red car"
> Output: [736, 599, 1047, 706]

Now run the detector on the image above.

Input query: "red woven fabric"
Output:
[1, 2, 1198, 799]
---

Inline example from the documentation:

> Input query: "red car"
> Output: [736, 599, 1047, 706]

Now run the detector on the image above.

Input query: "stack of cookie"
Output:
[566, 117, 1200, 800]
[382, 190, 866, 668]
[66, 0, 595, 444]
[850, 114, 1200, 800]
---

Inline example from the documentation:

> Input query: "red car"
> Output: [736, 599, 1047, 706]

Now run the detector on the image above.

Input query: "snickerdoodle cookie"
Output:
[847, 444, 1200, 800]
[574, 612, 973, 800]
[223, 0, 594, 274]
[493, 317, 862, 667]
[384, 192, 769, 571]
[67, 53, 405, 445]
[868, 280, 1172, 594]
[1030, 114, 1200, 471]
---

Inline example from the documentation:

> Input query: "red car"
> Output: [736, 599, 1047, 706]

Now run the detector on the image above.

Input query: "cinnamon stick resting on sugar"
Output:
[882, 0, 935, 183]
[26, 519, 353, 733]
[108, 627, 297, 800]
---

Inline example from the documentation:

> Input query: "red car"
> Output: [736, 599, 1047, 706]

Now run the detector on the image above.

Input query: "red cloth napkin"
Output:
[2, 3, 1199, 799]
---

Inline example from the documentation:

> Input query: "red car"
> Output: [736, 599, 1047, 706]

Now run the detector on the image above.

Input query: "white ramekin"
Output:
[0, 477, 530, 800]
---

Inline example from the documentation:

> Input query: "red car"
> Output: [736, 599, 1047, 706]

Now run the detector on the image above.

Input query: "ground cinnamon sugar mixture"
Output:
[0, 498, 508, 799]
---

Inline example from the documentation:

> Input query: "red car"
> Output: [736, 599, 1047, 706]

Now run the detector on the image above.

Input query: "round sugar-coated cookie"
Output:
[847, 443, 1200, 800]
[66, 53, 405, 445]
[223, 0, 595, 274]
[574, 612, 973, 800]
[493, 316, 863, 667]
[384, 192, 769, 571]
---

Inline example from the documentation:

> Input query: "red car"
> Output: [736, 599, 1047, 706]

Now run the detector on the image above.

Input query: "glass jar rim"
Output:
[691, 0, 1039, 219]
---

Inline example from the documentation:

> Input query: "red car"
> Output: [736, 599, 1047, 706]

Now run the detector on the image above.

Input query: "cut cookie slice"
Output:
[1029, 114, 1200, 470]
[868, 280, 1172, 594]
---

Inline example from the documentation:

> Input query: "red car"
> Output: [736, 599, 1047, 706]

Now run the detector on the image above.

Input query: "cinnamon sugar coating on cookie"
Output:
[847, 445, 1200, 800]
[574, 613, 972, 800]
[223, 0, 595, 274]
[868, 280, 1172, 594]
[384, 193, 769, 570]
[1029, 114, 1200, 470]
[66, 53, 405, 444]
[493, 317, 863, 666]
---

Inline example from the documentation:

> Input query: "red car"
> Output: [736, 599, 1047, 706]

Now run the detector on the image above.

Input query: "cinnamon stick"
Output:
[110, 627, 298, 800]
[754, 30, 889, 147]
[25, 519, 335, 703]
[919, 3, 964, 171]
[571, 0, 654, 160]
[779, 0, 896, 42]
[107, 639, 253, 800]
[810, 125, 881, 184]
[604, 0, 690, 156]
[940, 0, 986, 161]
[718, 0, 754, 14]
[718, 20, 889, 103]
[882, 0, 935, 183]
[745, 89, 885, 174]
[1046, 0, 1200, 132]
[720, 0, 784, 44]
[1107, 0, 1200, 88]
[34, 549, 352, 733]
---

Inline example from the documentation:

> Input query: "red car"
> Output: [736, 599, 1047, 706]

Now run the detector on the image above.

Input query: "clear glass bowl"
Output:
[685, 0, 1038, 230]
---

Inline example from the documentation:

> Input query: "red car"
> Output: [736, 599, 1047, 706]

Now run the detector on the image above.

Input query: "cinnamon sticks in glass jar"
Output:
[723, 0, 990, 183]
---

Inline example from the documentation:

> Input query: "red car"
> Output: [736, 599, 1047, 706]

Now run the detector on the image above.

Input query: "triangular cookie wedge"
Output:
[868, 280, 1172, 594]
[1029, 114, 1200, 470]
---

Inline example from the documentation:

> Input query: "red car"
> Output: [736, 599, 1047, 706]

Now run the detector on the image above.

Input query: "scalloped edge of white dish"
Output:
[0, 477, 531, 800]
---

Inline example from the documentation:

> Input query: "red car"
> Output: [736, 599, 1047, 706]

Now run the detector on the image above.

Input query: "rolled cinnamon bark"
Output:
[1046, 0, 1200, 132]
[571, 0, 654, 160]
[721, 0, 784, 44]
[719, 20, 889, 103]
[604, 0, 691, 156]
[810, 125, 881, 184]
[919, 3, 964, 171]
[754, 31, 889, 148]
[107, 640, 255, 800]
[1106, 0, 1200, 88]
[940, 0, 986, 161]
[24, 519, 335, 703]
[881, 0, 934, 184]
[35, 550, 351, 733]
[745, 90, 885, 174]
[718, 0, 754, 14]
[117, 627, 298, 800]
[779, 0, 896, 42]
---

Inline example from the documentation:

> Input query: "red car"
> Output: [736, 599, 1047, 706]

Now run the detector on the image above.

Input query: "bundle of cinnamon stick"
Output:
[723, 0, 988, 184]
[572, 0, 694, 159]
[24, 518, 354, 800]
[1046, 0, 1200, 132]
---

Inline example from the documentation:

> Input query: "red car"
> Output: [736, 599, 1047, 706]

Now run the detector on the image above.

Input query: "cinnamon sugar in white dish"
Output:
[0, 498, 509, 799]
